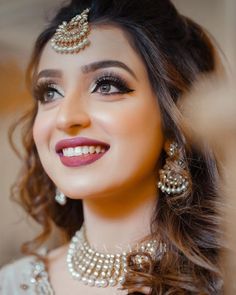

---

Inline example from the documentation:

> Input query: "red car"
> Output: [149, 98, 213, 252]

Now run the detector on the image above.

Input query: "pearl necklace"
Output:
[67, 224, 166, 288]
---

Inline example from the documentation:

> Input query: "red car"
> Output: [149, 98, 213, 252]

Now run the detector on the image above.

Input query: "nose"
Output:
[56, 92, 91, 132]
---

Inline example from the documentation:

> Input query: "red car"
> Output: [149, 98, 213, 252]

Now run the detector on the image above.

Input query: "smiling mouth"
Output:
[57, 145, 110, 167]
[58, 145, 107, 157]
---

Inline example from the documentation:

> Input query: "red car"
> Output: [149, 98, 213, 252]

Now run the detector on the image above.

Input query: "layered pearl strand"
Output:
[67, 224, 165, 288]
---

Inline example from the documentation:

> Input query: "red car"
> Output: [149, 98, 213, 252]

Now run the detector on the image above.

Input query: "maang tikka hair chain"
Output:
[51, 8, 91, 54]
[158, 142, 190, 195]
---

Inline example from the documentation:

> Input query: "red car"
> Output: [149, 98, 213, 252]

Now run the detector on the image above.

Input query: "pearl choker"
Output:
[67, 224, 166, 288]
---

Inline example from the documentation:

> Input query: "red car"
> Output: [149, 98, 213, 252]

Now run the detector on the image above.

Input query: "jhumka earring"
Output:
[51, 8, 91, 54]
[158, 142, 190, 195]
[55, 188, 67, 205]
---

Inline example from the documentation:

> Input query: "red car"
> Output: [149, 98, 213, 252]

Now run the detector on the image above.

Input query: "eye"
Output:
[43, 87, 59, 102]
[97, 84, 114, 94]
[33, 81, 64, 104]
[91, 74, 134, 96]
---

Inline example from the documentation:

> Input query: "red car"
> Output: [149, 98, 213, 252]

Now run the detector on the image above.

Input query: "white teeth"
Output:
[83, 146, 89, 155]
[62, 145, 106, 157]
[95, 146, 101, 154]
[89, 146, 96, 154]
[68, 147, 74, 157]
[75, 147, 82, 156]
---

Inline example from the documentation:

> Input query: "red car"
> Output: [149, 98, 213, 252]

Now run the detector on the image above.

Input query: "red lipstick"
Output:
[55, 136, 110, 168]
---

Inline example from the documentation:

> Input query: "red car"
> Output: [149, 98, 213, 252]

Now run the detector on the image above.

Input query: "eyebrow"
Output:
[81, 60, 137, 80]
[35, 59, 137, 81]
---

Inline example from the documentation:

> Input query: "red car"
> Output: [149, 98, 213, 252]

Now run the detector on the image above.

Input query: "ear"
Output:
[163, 140, 172, 153]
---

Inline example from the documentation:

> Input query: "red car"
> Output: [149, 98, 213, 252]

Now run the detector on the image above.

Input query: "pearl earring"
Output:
[55, 188, 67, 205]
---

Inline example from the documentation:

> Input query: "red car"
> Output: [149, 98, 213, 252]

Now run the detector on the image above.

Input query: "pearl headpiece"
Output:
[51, 8, 91, 54]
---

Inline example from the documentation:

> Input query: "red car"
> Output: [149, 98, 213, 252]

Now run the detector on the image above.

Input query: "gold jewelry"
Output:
[158, 142, 190, 195]
[67, 224, 166, 288]
[51, 8, 91, 54]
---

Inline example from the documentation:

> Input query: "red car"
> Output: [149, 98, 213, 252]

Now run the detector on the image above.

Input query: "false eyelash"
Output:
[32, 72, 134, 103]
[32, 79, 62, 103]
[91, 72, 134, 95]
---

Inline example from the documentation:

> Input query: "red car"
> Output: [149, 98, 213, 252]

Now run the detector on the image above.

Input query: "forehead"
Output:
[37, 25, 146, 75]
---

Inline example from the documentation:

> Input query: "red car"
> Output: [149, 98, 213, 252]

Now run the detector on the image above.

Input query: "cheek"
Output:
[33, 112, 53, 149]
[95, 98, 163, 144]
[124, 100, 163, 162]
[94, 97, 164, 169]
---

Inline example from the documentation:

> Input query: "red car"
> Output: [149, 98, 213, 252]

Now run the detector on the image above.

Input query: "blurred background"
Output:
[0, 0, 235, 269]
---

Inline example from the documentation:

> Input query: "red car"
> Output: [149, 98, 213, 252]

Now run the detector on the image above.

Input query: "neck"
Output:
[82, 176, 158, 254]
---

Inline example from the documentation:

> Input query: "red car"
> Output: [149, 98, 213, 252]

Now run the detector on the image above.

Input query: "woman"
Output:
[0, 0, 223, 294]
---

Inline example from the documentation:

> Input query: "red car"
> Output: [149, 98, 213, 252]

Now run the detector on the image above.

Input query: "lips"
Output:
[55, 136, 110, 167]
[55, 136, 110, 154]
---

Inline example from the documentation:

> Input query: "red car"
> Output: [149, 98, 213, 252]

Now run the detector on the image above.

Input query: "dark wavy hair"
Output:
[9, 0, 224, 294]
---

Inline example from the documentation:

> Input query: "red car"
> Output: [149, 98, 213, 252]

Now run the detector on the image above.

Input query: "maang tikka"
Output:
[158, 142, 190, 195]
[51, 8, 91, 54]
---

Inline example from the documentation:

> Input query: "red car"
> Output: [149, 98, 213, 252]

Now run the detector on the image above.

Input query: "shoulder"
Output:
[0, 256, 37, 295]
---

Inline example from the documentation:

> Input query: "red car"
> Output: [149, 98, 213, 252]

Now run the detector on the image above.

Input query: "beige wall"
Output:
[0, 0, 235, 267]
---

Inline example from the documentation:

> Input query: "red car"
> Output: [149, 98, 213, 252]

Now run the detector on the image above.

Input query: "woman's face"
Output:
[33, 25, 164, 200]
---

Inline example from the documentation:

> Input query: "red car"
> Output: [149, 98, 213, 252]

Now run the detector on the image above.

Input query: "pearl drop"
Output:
[118, 276, 125, 284]
[109, 278, 116, 287]
[82, 277, 88, 285]
[68, 249, 73, 255]
[88, 278, 95, 286]
[95, 279, 101, 287]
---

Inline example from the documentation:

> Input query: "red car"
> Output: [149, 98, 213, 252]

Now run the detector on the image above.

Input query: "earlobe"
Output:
[163, 140, 172, 154]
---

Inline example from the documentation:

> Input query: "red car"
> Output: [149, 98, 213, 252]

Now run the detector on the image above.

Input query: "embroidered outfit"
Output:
[0, 256, 54, 295]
